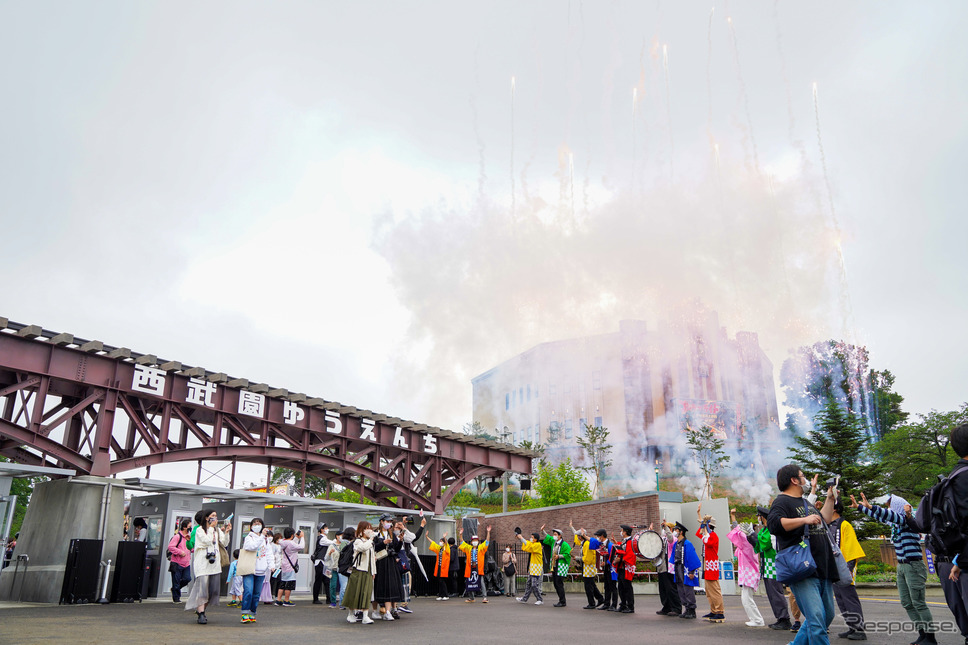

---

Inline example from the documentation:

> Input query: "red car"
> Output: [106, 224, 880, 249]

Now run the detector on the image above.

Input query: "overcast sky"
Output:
[2, 1, 966, 483]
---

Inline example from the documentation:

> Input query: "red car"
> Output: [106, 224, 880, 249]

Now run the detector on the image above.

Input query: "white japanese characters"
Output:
[131, 365, 165, 396]
[239, 391, 265, 418]
[283, 400, 304, 425]
[186, 377, 217, 408]
[128, 365, 440, 453]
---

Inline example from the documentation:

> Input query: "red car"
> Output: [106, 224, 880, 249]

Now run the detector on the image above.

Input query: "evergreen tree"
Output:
[788, 399, 885, 539]
[686, 425, 731, 500]
[576, 424, 613, 499]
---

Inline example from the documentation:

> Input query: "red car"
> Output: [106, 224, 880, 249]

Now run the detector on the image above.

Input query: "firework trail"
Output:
[813, 82, 856, 338]
[663, 43, 674, 182]
[569, 152, 576, 219]
[706, 6, 715, 136]
[727, 15, 760, 173]
[510, 75, 516, 219]
[772, 1, 801, 153]
[469, 46, 487, 203]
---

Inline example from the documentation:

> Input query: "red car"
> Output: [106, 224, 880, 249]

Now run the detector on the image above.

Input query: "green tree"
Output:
[524, 457, 592, 508]
[789, 400, 885, 539]
[870, 370, 909, 439]
[270, 466, 328, 498]
[576, 424, 613, 499]
[686, 425, 731, 499]
[0, 456, 46, 536]
[872, 404, 968, 499]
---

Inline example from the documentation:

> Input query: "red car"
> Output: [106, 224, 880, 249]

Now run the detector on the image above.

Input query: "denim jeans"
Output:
[790, 576, 835, 645]
[170, 563, 191, 601]
[329, 571, 340, 604]
[242, 574, 266, 615]
[338, 573, 349, 606]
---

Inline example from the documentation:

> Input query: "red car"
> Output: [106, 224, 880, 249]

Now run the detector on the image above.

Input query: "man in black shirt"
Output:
[768, 464, 838, 645]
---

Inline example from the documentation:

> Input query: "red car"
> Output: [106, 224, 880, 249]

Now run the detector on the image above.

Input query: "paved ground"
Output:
[0, 591, 957, 644]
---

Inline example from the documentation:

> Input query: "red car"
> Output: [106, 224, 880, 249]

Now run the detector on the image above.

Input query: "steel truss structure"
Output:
[0, 319, 532, 513]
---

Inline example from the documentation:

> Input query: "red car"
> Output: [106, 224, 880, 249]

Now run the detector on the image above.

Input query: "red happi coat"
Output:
[615, 536, 637, 581]
[696, 527, 720, 581]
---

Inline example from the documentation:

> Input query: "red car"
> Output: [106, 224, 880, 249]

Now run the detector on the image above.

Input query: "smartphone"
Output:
[224, 513, 234, 524]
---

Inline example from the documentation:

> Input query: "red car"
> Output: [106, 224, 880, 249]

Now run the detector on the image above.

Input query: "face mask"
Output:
[471, 540, 479, 547]
[506, 548, 510, 552]
[393, 529, 401, 536]
[251, 525, 262, 534]
[383, 522, 391, 529]
[673, 531, 679, 539]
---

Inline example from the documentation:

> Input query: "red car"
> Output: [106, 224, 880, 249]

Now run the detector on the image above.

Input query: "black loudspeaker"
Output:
[519, 479, 532, 490]
[111, 541, 147, 603]
[487, 480, 501, 493]
[60, 538, 103, 604]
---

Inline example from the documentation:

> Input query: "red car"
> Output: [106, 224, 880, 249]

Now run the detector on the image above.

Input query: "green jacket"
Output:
[542, 534, 572, 576]
[753, 526, 777, 580]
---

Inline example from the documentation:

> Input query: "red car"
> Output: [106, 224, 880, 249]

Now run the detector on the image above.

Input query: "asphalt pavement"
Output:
[0, 591, 954, 644]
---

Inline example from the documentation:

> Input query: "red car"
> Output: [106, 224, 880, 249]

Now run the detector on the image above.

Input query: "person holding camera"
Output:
[184, 508, 231, 624]
[275, 528, 304, 606]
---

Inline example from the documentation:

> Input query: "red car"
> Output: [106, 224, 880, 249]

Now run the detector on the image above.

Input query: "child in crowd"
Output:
[227, 549, 242, 607]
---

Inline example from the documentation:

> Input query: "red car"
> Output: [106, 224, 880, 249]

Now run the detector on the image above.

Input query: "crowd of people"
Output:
[162, 422, 968, 645]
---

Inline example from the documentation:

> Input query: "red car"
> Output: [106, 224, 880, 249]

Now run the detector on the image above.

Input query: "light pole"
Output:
[654, 460, 662, 492]
[502, 426, 511, 513]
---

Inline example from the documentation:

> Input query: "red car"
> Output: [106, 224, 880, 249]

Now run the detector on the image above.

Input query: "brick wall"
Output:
[469, 492, 661, 544]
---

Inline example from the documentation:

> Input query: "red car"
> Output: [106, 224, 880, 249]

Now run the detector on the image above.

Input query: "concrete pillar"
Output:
[0, 476, 124, 603]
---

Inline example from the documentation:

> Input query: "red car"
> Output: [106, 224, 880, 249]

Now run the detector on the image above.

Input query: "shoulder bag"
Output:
[237, 545, 257, 576]
[825, 520, 854, 586]
[283, 546, 299, 573]
[775, 499, 817, 584]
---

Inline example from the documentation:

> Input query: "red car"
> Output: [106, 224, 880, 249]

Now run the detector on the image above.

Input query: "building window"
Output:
[594, 416, 603, 428]
[535, 427, 541, 443]
[527, 385, 531, 402]
[505, 393, 509, 411]
[565, 419, 573, 440]
[579, 417, 586, 433]
[527, 426, 533, 442]
[592, 370, 602, 390]
[519, 387, 524, 405]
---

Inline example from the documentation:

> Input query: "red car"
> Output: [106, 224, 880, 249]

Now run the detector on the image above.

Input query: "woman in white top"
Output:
[184, 508, 231, 624]
[341, 521, 377, 625]
[238, 517, 271, 624]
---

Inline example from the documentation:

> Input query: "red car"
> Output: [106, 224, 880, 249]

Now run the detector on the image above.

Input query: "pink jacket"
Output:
[727, 525, 760, 589]
[167, 532, 191, 568]
[279, 537, 304, 573]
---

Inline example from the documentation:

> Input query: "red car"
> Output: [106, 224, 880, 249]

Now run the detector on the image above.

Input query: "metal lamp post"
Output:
[654, 460, 661, 491]
[501, 426, 511, 513]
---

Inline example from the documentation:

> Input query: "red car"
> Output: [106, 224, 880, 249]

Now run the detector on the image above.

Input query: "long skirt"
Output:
[185, 573, 220, 611]
[373, 557, 403, 603]
[343, 569, 374, 610]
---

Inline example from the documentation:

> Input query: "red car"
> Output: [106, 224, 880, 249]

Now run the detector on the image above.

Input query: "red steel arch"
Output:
[0, 321, 533, 513]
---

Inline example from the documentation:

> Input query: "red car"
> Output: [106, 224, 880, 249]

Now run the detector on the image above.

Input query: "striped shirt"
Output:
[859, 504, 922, 563]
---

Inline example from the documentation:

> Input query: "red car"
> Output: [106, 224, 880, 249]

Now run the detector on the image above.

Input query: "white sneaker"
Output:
[383, 612, 394, 620]
[361, 614, 373, 625]
[441, 596, 449, 601]
[371, 611, 381, 620]
[346, 612, 357, 623]
[746, 621, 765, 627]
[534, 600, 543, 605]
[516, 597, 526, 603]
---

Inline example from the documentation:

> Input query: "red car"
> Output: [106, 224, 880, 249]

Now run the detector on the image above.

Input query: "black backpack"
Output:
[337, 542, 355, 576]
[915, 463, 968, 558]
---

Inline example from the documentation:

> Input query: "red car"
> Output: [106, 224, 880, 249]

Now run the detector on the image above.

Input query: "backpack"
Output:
[337, 541, 355, 576]
[166, 534, 184, 561]
[915, 463, 968, 558]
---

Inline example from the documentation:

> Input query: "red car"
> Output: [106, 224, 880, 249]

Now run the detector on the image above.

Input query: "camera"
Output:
[206, 550, 217, 564]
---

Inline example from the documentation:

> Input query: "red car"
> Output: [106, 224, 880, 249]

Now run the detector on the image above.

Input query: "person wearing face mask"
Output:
[569, 521, 605, 610]
[515, 530, 545, 605]
[343, 521, 377, 625]
[752, 505, 792, 630]
[696, 503, 724, 623]
[541, 526, 572, 608]
[237, 518, 270, 624]
[728, 508, 765, 627]
[669, 521, 701, 619]
[426, 529, 452, 601]
[394, 517, 426, 614]
[768, 465, 839, 645]
[588, 528, 618, 611]
[184, 508, 231, 624]
[613, 524, 638, 613]
[311, 523, 333, 605]
[501, 544, 517, 597]
[852, 490, 933, 645]
[372, 514, 404, 620]
[458, 525, 491, 603]
[167, 519, 192, 603]
[651, 521, 681, 617]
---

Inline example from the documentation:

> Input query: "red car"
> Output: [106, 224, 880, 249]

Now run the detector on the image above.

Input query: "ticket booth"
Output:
[126, 492, 203, 599]
[261, 506, 319, 591]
